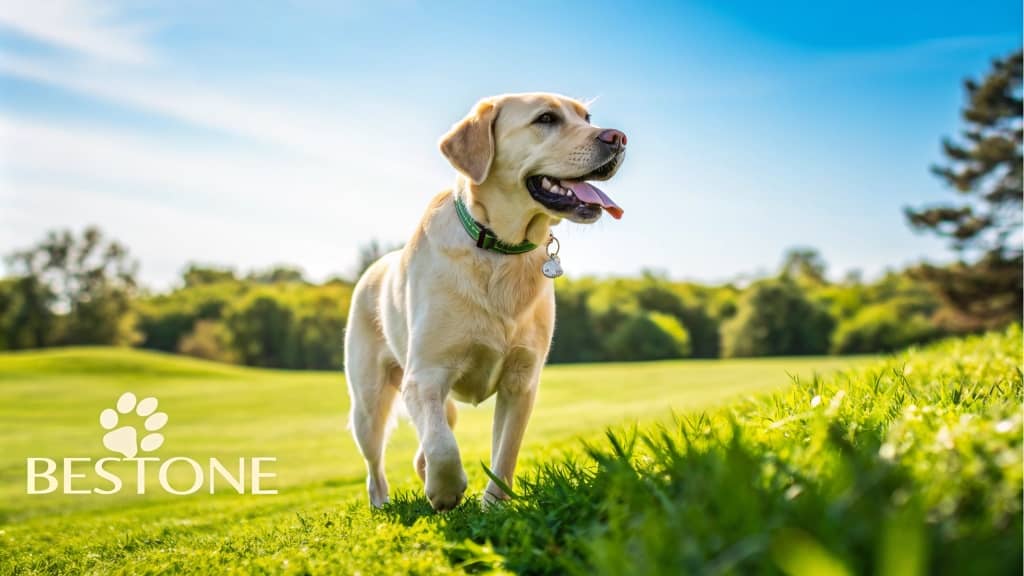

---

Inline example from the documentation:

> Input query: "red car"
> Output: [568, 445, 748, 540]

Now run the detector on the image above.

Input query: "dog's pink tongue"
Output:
[563, 181, 624, 219]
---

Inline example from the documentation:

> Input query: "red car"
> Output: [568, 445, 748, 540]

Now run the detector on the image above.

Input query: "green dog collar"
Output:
[454, 196, 538, 255]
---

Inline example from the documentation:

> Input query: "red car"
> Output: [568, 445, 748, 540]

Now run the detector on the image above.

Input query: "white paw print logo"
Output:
[100, 392, 168, 458]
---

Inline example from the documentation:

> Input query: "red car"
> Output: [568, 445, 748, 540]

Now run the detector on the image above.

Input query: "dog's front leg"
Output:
[484, 378, 538, 505]
[402, 366, 467, 511]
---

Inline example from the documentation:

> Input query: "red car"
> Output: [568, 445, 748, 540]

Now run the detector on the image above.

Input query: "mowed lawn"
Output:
[0, 348, 872, 573]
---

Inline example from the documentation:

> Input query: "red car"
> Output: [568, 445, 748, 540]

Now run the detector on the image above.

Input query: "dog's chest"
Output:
[449, 343, 539, 405]
[454, 249, 549, 318]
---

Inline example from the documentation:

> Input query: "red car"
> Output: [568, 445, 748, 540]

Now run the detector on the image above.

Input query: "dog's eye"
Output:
[584, 113, 592, 123]
[533, 112, 559, 125]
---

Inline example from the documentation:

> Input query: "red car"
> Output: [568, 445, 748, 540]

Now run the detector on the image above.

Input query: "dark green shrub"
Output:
[722, 278, 835, 357]
[832, 301, 937, 354]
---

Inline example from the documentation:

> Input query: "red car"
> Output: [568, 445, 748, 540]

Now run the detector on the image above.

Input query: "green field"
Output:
[0, 349, 866, 573]
[0, 332, 1019, 574]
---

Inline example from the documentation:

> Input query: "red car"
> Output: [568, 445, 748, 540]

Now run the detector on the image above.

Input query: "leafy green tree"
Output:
[831, 300, 937, 354]
[220, 284, 350, 370]
[0, 276, 55, 349]
[647, 312, 691, 357]
[635, 276, 719, 358]
[780, 247, 828, 287]
[225, 292, 295, 368]
[604, 311, 690, 361]
[287, 287, 349, 370]
[905, 50, 1022, 330]
[586, 279, 638, 350]
[814, 270, 939, 322]
[136, 281, 242, 352]
[551, 277, 700, 362]
[549, 280, 604, 363]
[182, 264, 237, 287]
[721, 278, 834, 357]
[4, 227, 139, 346]
[247, 266, 307, 285]
[178, 319, 236, 363]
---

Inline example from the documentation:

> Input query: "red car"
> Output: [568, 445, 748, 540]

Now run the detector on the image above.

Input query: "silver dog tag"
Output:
[542, 255, 563, 279]
[542, 235, 563, 278]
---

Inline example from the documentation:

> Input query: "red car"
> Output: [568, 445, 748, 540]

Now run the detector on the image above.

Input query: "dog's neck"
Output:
[456, 177, 555, 248]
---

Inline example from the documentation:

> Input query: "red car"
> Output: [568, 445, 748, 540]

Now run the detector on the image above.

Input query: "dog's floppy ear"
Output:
[439, 100, 498, 185]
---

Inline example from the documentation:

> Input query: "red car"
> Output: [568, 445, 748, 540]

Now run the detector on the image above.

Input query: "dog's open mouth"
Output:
[526, 157, 623, 220]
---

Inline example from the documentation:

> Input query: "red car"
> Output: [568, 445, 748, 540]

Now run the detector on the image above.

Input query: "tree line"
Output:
[0, 230, 998, 369]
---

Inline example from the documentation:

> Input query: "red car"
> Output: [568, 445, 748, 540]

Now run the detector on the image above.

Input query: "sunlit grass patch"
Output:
[397, 327, 1022, 575]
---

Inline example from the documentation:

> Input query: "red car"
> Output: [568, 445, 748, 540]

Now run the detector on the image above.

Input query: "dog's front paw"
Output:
[426, 484, 465, 511]
[425, 461, 467, 512]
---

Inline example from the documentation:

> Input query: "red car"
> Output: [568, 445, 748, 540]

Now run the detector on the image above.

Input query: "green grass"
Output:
[410, 327, 1022, 575]
[0, 332, 1016, 574]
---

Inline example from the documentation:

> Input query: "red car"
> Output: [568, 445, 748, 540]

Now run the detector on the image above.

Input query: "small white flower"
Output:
[827, 390, 847, 413]
[810, 395, 822, 408]
[995, 419, 1014, 434]
[879, 443, 896, 460]
[936, 426, 954, 450]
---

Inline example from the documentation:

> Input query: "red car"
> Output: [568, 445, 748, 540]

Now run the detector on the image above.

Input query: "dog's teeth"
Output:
[541, 177, 552, 189]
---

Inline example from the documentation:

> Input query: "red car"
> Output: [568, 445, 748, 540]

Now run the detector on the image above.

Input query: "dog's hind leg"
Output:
[351, 362, 401, 508]
[347, 354, 401, 507]
[345, 290, 401, 508]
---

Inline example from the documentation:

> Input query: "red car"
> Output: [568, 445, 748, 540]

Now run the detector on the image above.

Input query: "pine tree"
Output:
[905, 50, 1022, 330]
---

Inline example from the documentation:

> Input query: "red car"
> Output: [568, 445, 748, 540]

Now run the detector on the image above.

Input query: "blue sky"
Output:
[1, 1, 1020, 288]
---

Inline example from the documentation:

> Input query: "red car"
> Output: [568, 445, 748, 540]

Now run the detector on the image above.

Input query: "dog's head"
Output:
[440, 93, 626, 224]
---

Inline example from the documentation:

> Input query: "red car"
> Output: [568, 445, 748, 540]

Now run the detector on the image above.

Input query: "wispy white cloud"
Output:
[0, 53, 380, 162]
[4, 64, 472, 284]
[0, 111, 451, 285]
[0, 1, 460, 285]
[0, 1, 416, 165]
[0, 0, 151, 64]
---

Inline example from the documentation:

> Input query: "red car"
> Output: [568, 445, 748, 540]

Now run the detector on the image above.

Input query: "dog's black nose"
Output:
[597, 129, 627, 151]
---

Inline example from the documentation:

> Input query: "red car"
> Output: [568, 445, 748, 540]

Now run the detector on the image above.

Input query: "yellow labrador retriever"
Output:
[345, 92, 626, 511]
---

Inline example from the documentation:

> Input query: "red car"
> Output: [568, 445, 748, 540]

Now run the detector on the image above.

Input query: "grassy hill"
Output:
[0, 334, 1017, 574]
